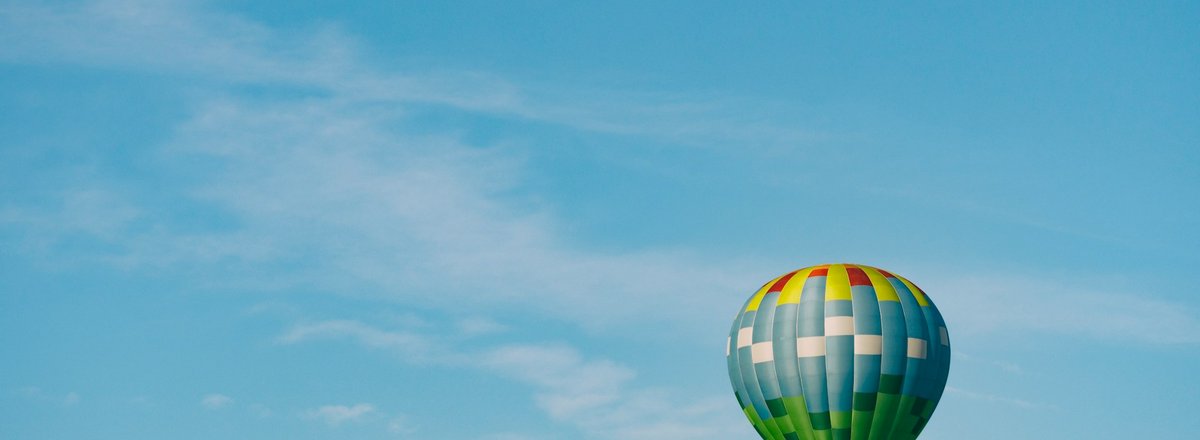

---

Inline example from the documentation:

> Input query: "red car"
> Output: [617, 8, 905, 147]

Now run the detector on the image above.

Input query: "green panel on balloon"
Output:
[727, 264, 951, 440]
[773, 414, 798, 438]
[869, 393, 903, 440]
[782, 396, 815, 438]
[762, 410, 786, 439]
[850, 410, 874, 439]
[766, 398, 788, 417]
[830, 411, 851, 430]
[808, 411, 831, 430]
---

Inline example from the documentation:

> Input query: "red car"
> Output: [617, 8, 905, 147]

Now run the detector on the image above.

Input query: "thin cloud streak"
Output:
[200, 393, 233, 409]
[279, 320, 449, 364]
[927, 274, 1200, 344]
[281, 319, 747, 440]
[955, 352, 1024, 375]
[0, 0, 818, 149]
[305, 403, 376, 426]
[944, 386, 1057, 411]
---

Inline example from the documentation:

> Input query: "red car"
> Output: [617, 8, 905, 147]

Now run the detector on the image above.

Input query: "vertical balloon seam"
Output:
[799, 268, 829, 440]
[840, 264, 868, 440]
[732, 278, 772, 438]
[891, 276, 930, 440]
[797, 269, 831, 439]
[729, 307, 755, 436]
[753, 291, 794, 439]
[935, 307, 952, 427]
[907, 278, 934, 440]
[848, 264, 878, 440]
[901, 277, 939, 438]
[741, 307, 781, 438]
[846, 264, 866, 440]
[915, 303, 950, 437]
[776, 268, 818, 439]
[847, 264, 882, 440]
[902, 275, 931, 438]
[764, 272, 803, 439]
[927, 303, 948, 436]
[931, 305, 952, 408]
[883, 276, 914, 440]
[911, 304, 939, 437]
[824, 263, 854, 439]
[862, 265, 905, 440]
[728, 310, 754, 435]
[819, 265, 838, 439]
[746, 273, 794, 439]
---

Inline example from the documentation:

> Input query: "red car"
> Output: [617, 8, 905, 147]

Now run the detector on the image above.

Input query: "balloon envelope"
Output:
[727, 264, 950, 440]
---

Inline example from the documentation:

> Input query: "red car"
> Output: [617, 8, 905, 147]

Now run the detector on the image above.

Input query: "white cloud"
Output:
[248, 403, 273, 418]
[172, 96, 759, 335]
[281, 320, 746, 440]
[0, 0, 815, 149]
[457, 317, 509, 336]
[279, 320, 448, 364]
[201, 393, 233, 409]
[306, 403, 376, 426]
[386, 415, 416, 436]
[481, 343, 745, 440]
[2, 90, 761, 338]
[483, 344, 633, 420]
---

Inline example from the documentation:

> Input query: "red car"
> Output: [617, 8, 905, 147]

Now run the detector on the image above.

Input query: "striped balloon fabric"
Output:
[727, 264, 950, 440]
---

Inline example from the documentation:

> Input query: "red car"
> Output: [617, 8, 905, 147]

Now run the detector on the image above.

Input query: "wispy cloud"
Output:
[200, 393, 233, 409]
[4, 88, 761, 337]
[10, 0, 1192, 349]
[279, 320, 447, 363]
[3, 3, 770, 337]
[955, 352, 1024, 375]
[18, 387, 80, 407]
[457, 317, 509, 336]
[281, 319, 746, 440]
[305, 403, 376, 426]
[944, 386, 1057, 411]
[864, 185, 1131, 247]
[386, 415, 416, 436]
[248, 403, 272, 418]
[0, 0, 817, 149]
[482, 343, 745, 440]
[926, 273, 1200, 344]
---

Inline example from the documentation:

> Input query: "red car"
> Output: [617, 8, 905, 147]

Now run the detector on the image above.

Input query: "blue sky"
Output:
[1, 1, 1197, 438]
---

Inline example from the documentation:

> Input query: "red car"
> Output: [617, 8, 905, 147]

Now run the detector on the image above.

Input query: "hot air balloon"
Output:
[727, 264, 950, 440]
